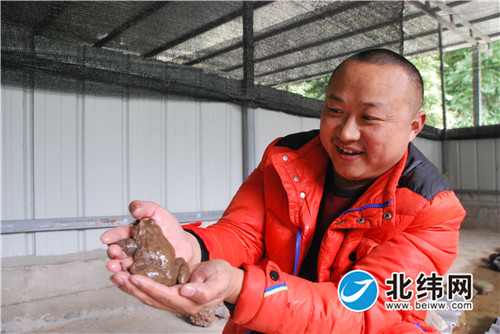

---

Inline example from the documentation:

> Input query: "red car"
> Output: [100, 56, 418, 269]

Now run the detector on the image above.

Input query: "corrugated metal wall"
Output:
[447, 139, 500, 201]
[1, 86, 318, 256]
[2, 85, 497, 257]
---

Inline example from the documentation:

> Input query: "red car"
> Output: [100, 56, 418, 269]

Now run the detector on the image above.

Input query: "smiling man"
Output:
[320, 51, 426, 191]
[102, 49, 465, 333]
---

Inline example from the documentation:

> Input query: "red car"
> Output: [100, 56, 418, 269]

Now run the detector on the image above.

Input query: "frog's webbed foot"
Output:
[116, 238, 137, 257]
[176, 258, 191, 284]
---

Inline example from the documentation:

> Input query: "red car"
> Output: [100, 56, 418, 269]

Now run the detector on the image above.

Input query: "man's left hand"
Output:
[111, 259, 244, 315]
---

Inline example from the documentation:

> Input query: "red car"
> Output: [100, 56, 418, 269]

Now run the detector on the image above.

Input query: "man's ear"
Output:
[409, 111, 426, 142]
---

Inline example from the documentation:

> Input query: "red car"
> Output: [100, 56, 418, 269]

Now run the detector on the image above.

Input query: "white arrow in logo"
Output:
[340, 279, 374, 303]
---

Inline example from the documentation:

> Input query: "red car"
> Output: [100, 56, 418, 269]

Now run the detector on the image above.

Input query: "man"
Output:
[102, 49, 465, 333]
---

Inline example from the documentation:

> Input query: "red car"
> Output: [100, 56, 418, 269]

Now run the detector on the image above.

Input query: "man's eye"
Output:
[328, 108, 342, 114]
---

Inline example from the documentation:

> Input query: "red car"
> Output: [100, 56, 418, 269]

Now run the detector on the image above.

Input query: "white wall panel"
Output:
[2, 86, 31, 220]
[278, 112, 303, 136]
[83, 228, 109, 251]
[302, 117, 321, 132]
[476, 139, 497, 202]
[33, 90, 79, 219]
[34, 230, 81, 255]
[255, 108, 320, 162]
[446, 138, 500, 201]
[2, 83, 498, 257]
[413, 137, 442, 172]
[228, 105, 243, 199]
[128, 97, 165, 205]
[1, 233, 35, 257]
[255, 108, 281, 161]
[446, 140, 461, 188]
[459, 141, 478, 191]
[84, 95, 126, 217]
[165, 99, 201, 212]
[200, 102, 242, 211]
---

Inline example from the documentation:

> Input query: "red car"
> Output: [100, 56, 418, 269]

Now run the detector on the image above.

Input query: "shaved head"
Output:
[331, 49, 424, 113]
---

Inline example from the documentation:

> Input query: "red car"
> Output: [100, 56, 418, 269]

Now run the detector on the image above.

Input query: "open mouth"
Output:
[337, 145, 363, 156]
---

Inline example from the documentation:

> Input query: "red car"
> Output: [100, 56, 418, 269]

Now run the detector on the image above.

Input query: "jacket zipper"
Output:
[293, 228, 302, 276]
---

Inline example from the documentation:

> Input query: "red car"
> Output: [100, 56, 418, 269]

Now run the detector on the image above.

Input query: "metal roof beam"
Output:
[262, 27, 449, 86]
[223, 2, 479, 73]
[255, 27, 434, 81]
[186, 1, 466, 68]
[224, 13, 405, 73]
[184, 1, 372, 66]
[429, 0, 491, 44]
[260, 7, 500, 86]
[404, 31, 500, 58]
[142, 1, 271, 58]
[409, 1, 478, 46]
[94, 2, 168, 48]
[273, 28, 500, 87]
[264, 40, 400, 87]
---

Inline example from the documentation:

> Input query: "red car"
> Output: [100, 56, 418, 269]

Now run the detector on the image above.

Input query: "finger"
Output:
[128, 200, 160, 220]
[100, 226, 131, 245]
[188, 261, 220, 283]
[129, 275, 204, 315]
[106, 258, 134, 273]
[128, 201, 182, 238]
[179, 282, 221, 306]
[106, 244, 128, 259]
[112, 272, 175, 312]
[111, 272, 175, 311]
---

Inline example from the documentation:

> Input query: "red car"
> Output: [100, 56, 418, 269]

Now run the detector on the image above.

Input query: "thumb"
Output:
[179, 283, 211, 304]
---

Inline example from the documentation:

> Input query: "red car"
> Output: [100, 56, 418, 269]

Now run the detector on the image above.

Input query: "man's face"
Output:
[320, 59, 425, 189]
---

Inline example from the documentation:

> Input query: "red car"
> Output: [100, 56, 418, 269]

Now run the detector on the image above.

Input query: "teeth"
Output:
[338, 146, 361, 155]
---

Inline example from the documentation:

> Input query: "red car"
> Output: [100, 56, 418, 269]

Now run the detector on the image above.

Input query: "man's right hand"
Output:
[100, 200, 202, 274]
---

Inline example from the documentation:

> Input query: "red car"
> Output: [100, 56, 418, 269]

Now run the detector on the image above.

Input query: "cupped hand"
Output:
[111, 259, 244, 316]
[101, 200, 201, 272]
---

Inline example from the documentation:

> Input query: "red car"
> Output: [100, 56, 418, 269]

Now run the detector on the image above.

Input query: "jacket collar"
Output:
[333, 148, 408, 229]
[271, 134, 409, 229]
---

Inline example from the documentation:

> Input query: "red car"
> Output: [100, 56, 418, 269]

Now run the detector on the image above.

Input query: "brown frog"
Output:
[117, 218, 190, 286]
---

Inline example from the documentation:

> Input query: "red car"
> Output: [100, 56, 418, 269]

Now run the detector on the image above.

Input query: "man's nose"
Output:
[337, 117, 360, 142]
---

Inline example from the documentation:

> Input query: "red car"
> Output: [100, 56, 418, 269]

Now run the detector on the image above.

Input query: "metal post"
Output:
[438, 24, 449, 175]
[472, 45, 482, 127]
[438, 25, 447, 132]
[242, 1, 256, 179]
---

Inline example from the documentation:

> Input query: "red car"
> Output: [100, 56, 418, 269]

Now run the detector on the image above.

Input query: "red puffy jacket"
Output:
[185, 131, 465, 334]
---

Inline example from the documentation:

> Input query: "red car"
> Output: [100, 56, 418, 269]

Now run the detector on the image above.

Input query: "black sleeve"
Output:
[184, 229, 209, 262]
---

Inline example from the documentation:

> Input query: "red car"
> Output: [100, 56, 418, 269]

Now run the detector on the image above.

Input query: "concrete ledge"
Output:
[2, 250, 133, 325]
[1, 250, 227, 333]
[459, 199, 500, 232]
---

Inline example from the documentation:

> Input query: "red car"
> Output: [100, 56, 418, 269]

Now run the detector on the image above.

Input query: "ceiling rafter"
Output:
[268, 27, 500, 87]
[223, 10, 409, 73]
[429, 0, 491, 45]
[184, 1, 372, 66]
[1, 1, 498, 90]
[254, 22, 438, 81]
[143, 1, 271, 58]
[263, 1, 494, 87]
[94, 2, 168, 48]
[409, 0, 478, 46]
[261, 39, 402, 87]
[186, 1, 467, 68]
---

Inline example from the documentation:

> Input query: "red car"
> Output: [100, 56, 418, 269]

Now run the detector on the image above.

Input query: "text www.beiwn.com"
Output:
[385, 301, 450, 311]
